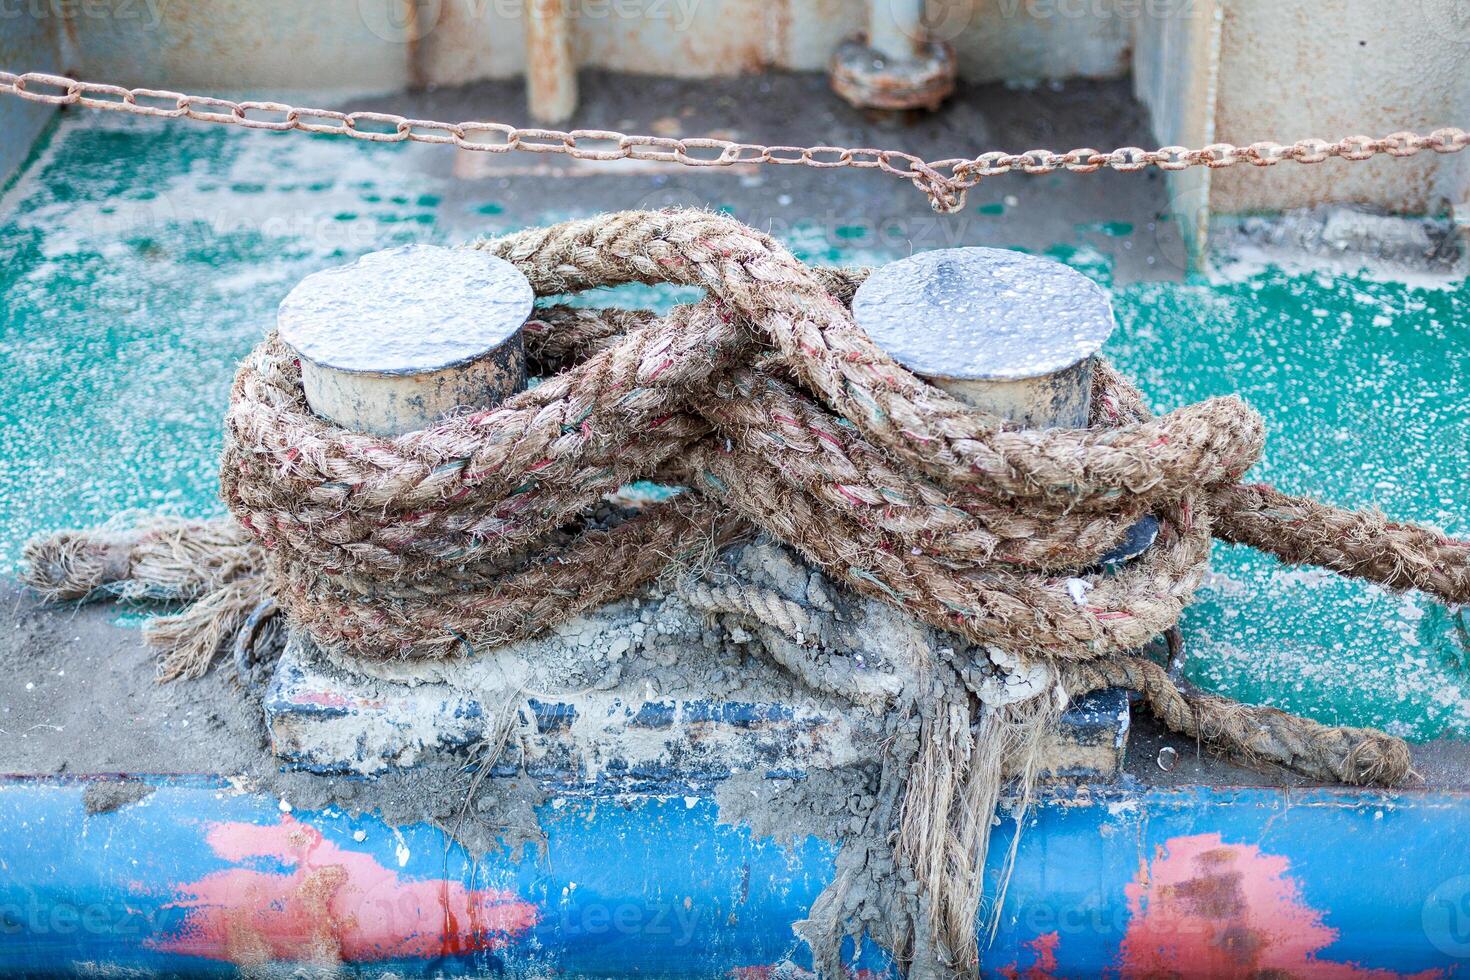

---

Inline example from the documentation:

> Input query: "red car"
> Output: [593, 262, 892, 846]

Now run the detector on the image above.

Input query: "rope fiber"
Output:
[25, 205, 1467, 774]
[23, 208, 1469, 971]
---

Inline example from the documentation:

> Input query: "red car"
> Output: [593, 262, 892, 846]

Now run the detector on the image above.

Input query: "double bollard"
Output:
[276, 237, 1140, 660]
[277, 243, 1117, 443]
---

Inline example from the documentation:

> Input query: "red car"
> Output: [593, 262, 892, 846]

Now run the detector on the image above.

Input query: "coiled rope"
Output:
[24, 209, 1470, 971]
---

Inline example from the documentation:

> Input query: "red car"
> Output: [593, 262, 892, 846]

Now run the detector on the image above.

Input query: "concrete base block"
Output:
[265, 633, 874, 787]
[264, 639, 1133, 786]
[264, 541, 1136, 787]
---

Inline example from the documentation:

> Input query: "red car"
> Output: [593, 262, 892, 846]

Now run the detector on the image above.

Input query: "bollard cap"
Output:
[278, 245, 534, 375]
[851, 247, 1114, 382]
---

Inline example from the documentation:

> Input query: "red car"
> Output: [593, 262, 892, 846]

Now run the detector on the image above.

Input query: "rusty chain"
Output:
[3, 69, 1467, 214]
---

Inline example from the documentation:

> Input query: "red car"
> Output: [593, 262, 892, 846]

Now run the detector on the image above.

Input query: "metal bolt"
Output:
[277, 245, 533, 437]
[852, 247, 1115, 429]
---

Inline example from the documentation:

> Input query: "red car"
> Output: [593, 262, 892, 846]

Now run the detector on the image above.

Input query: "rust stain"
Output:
[768, 0, 792, 69]
[525, 0, 576, 122]
[405, 0, 429, 91]
[58, 3, 80, 68]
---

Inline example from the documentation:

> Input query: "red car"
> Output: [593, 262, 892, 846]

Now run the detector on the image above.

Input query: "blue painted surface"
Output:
[2, 777, 1467, 975]
[0, 777, 868, 977]
[990, 785, 1470, 975]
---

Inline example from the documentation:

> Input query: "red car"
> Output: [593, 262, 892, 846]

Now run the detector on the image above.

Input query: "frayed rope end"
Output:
[22, 516, 270, 683]
[144, 577, 274, 682]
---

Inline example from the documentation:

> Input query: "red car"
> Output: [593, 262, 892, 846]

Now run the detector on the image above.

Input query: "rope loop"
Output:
[205, 208, 1467, 685]
[28, 210, 1468, 797]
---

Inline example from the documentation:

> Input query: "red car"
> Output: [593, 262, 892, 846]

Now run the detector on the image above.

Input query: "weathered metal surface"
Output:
[830, 0, 954, 112]
[264, 633, 876, 783]
[866, 0, 924, 62]
[1036, 687, 1130, 778]
[276, 244, 531, 436]
[1211, 0, 1469, 216]
[853, 246, 1115, 427]
[6, 0, 1133, 91]
[0, 7, 58, 189]
[828, 36, 957, 113]
[948, 0, 1131, 82]
[1, 777, 1465, 974]
[61, 0, 415, 91]
[524, 0, 577, 123]
[1131, 0, 1221, 270]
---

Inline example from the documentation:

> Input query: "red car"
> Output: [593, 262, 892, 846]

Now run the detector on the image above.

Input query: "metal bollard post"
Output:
[524, 0, 578, 124]
[853, 247, 1157, 561]
[265, 244, 537, 742]
[852, 247, 1114, 428]
[277, 245, 534, 437]
[853, 247, 1148, 770]
[867, 0, 925, 62]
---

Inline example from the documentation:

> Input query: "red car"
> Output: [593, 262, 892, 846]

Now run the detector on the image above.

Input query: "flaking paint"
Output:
[153, 816, 538, 965]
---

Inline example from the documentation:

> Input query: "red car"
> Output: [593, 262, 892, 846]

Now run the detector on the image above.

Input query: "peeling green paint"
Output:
[1109, 272, 1469, 739]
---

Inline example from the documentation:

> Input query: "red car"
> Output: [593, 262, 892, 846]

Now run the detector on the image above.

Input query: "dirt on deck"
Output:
[5, 582, 1468, 805]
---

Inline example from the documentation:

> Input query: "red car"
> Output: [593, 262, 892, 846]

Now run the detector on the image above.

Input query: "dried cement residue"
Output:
[300, 537, 974, 975]
[262, 750, 551, 863]
[82, 777, 155, 815]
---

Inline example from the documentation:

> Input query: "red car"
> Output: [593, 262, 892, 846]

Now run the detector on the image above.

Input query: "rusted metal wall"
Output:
[1209, 0, 1469, 216]
[948, 0, 1131, 81]
[38, 0, 1135, 91]
[0, 6, 58, 187]
[57, 0, 413, 92]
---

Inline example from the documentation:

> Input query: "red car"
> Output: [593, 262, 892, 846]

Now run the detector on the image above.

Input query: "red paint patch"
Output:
[999, 931, 1061, 980]
[1120, 833, 1442, 979]
[153, 817, 537, 965]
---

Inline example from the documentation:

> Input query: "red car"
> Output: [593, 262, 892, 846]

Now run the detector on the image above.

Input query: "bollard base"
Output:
[264, 635, 1132, 784]
[829, 37, 957, 113]
[262, 540, 1136, 784]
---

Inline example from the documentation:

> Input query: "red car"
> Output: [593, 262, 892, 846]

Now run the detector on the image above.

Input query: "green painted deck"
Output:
[2, 115, 1466, 739]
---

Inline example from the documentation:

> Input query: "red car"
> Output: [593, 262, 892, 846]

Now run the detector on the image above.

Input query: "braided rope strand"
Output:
[25, 207, 1470, 973]
[27, 209, 1468, 775]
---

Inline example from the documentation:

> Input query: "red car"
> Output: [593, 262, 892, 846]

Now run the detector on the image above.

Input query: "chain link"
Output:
[4, 69, 1467, 214]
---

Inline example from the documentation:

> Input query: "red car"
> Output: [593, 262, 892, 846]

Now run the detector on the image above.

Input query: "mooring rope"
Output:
[23, 208, 1470, 971]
